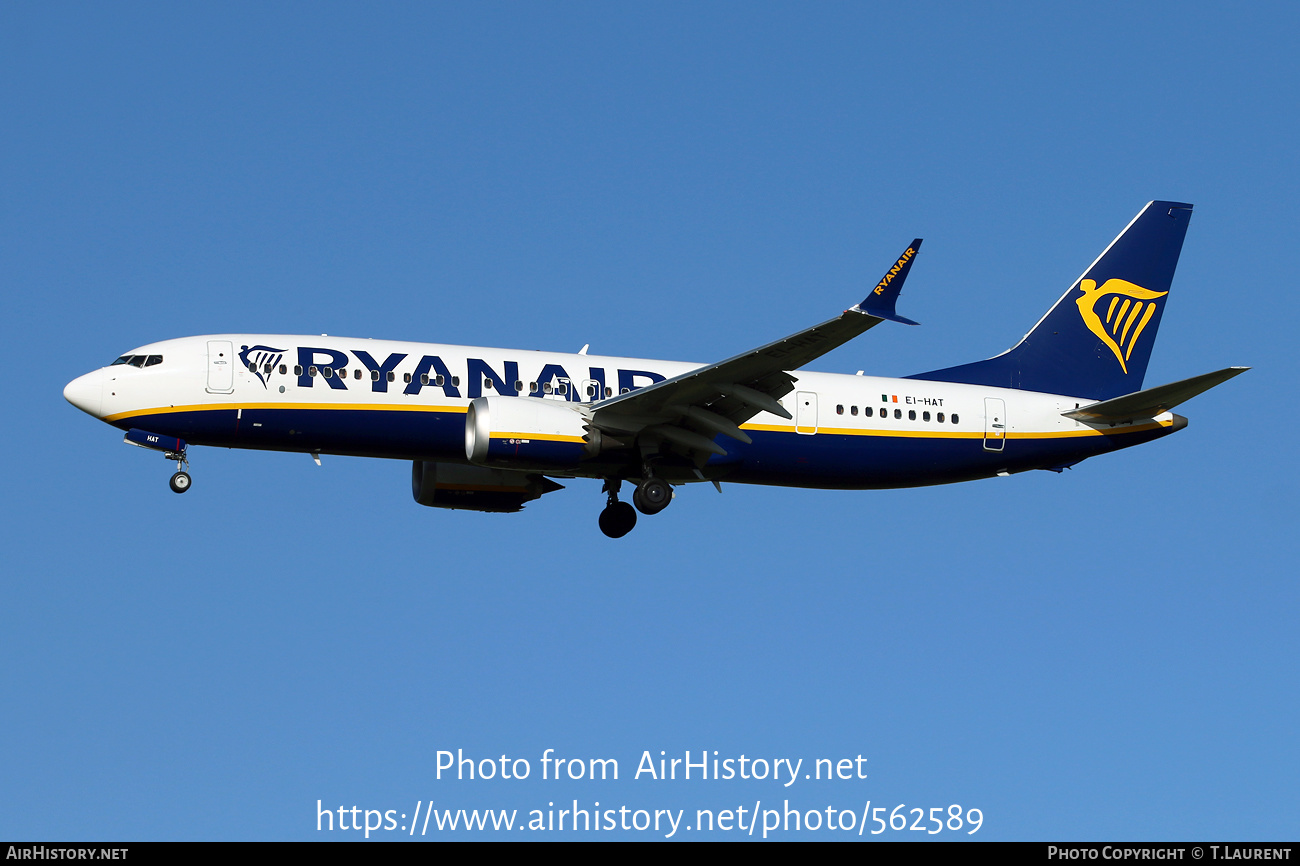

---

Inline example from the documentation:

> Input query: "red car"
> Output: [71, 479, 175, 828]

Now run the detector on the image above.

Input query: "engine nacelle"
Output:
[464, 396, 601, 470]
[411, 461, 563, 513]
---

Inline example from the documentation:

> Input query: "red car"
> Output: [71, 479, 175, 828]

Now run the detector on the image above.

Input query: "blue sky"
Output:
[2, 2, 1296, 840]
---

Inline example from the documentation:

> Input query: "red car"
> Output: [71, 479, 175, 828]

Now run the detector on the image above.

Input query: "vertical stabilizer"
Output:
[908, 201, 1193, 400]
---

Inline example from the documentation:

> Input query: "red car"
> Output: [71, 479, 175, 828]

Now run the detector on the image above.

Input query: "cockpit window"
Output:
[112, 354, 164, 367]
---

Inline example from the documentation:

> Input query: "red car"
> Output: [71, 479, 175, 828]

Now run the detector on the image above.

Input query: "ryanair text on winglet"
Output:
[872, 247, 916, 295]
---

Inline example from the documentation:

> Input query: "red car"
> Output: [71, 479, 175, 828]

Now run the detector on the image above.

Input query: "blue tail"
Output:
[908, 201, 1193, 400]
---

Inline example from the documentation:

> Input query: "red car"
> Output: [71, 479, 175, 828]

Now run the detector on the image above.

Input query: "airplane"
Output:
[63, 200, 1247, 537]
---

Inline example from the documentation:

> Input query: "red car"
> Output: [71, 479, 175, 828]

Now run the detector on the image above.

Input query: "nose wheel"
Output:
[598, 479, 637, 538]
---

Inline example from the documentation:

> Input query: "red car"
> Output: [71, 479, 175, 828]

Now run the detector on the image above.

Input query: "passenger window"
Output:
[451, 376, 460, 387]
[354, 369, 361, 380]
[420, 374, 429, 385]
[894, 409, 902, 419]
[145, 355, 163, 367]
[323, 367, 333, 378]
[836, 405, 844, 415]
[295, 365, 304, 376]
[280, 365, 287, 375]
[621, 388, 629, 394]
[514, 380, 524, 392]
[484, 378, 494, 390]
[908, 410, 916, 421]
[923, 411, 930, 422]
[937, 412, 945, 423]
[586, 383, 597, 397]
[308, 366, 318, 377]
[387, 371, 395, 382]
[371, 370, 380, 381]
[851, 405, 858, 416]
[952, 414, 959, 424]
[543, 382, 553, 394]
[435, 374, 444, 386]
[865, 406, 873, 418]
[404, 373, 412, 383]
[605, 387, 613, 398]
[557, 383, 568, 395]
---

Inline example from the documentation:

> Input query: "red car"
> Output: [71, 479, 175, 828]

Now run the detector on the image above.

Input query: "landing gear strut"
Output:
[166, 450, 191, 494]
[598, 479, 637, 538]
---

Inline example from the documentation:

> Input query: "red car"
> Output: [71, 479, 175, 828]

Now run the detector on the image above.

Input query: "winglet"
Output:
[852, 239, 922, 325]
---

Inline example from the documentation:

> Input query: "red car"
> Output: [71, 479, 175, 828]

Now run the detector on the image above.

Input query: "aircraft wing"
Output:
[589, 241, 923, 458]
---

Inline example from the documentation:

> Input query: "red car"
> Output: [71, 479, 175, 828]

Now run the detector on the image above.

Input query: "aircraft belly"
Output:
[112, 406, 468, 460]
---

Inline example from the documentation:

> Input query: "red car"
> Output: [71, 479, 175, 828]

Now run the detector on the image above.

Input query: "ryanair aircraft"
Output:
[64, 201, 1246, 537]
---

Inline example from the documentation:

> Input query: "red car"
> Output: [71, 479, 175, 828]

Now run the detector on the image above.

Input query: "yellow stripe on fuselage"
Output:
[489, 432, 586, 443]
[104, 401, 470, 424]
[105, 402, 1172, 441]
[742, 418, 1173, 439]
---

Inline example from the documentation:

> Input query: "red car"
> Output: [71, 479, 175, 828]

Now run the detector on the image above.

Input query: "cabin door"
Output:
[206, 340, 235, 394]
[795, 391, 818, 434]
[983, 397, 1007, 451]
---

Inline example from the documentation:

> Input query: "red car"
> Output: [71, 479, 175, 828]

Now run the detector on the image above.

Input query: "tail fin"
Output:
[907, 201, 1194, 400]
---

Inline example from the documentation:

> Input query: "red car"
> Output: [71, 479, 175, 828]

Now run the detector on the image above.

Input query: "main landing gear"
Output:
[597, 474, 675, 537]
[632, 477, 671, 515]
[598, 479, 637, 538]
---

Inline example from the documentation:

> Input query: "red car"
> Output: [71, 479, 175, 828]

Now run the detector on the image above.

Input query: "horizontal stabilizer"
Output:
[1062, 366, 1248, 422]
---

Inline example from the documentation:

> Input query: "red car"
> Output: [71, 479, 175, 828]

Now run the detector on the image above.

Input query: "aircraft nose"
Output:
[64, 370, 104, 418]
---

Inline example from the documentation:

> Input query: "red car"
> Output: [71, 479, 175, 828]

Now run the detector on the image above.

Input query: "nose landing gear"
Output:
[166, 450, 191, 494]
[123, 429, 193, 494]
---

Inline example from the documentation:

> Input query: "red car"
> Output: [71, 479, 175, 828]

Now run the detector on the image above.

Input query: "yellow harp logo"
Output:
[1076, 278, 1168, 374]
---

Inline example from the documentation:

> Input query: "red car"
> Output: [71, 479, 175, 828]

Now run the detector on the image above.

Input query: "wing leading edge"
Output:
[589, 241, 923, 459]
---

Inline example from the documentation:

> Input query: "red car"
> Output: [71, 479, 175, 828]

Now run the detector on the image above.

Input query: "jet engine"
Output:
[411, 461, 563, 513]
[464, 396, 602, 470]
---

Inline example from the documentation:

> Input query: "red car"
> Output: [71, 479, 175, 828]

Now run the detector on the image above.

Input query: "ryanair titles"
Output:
[242, 344, 668, 401]
[872, 246, 916, 296]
